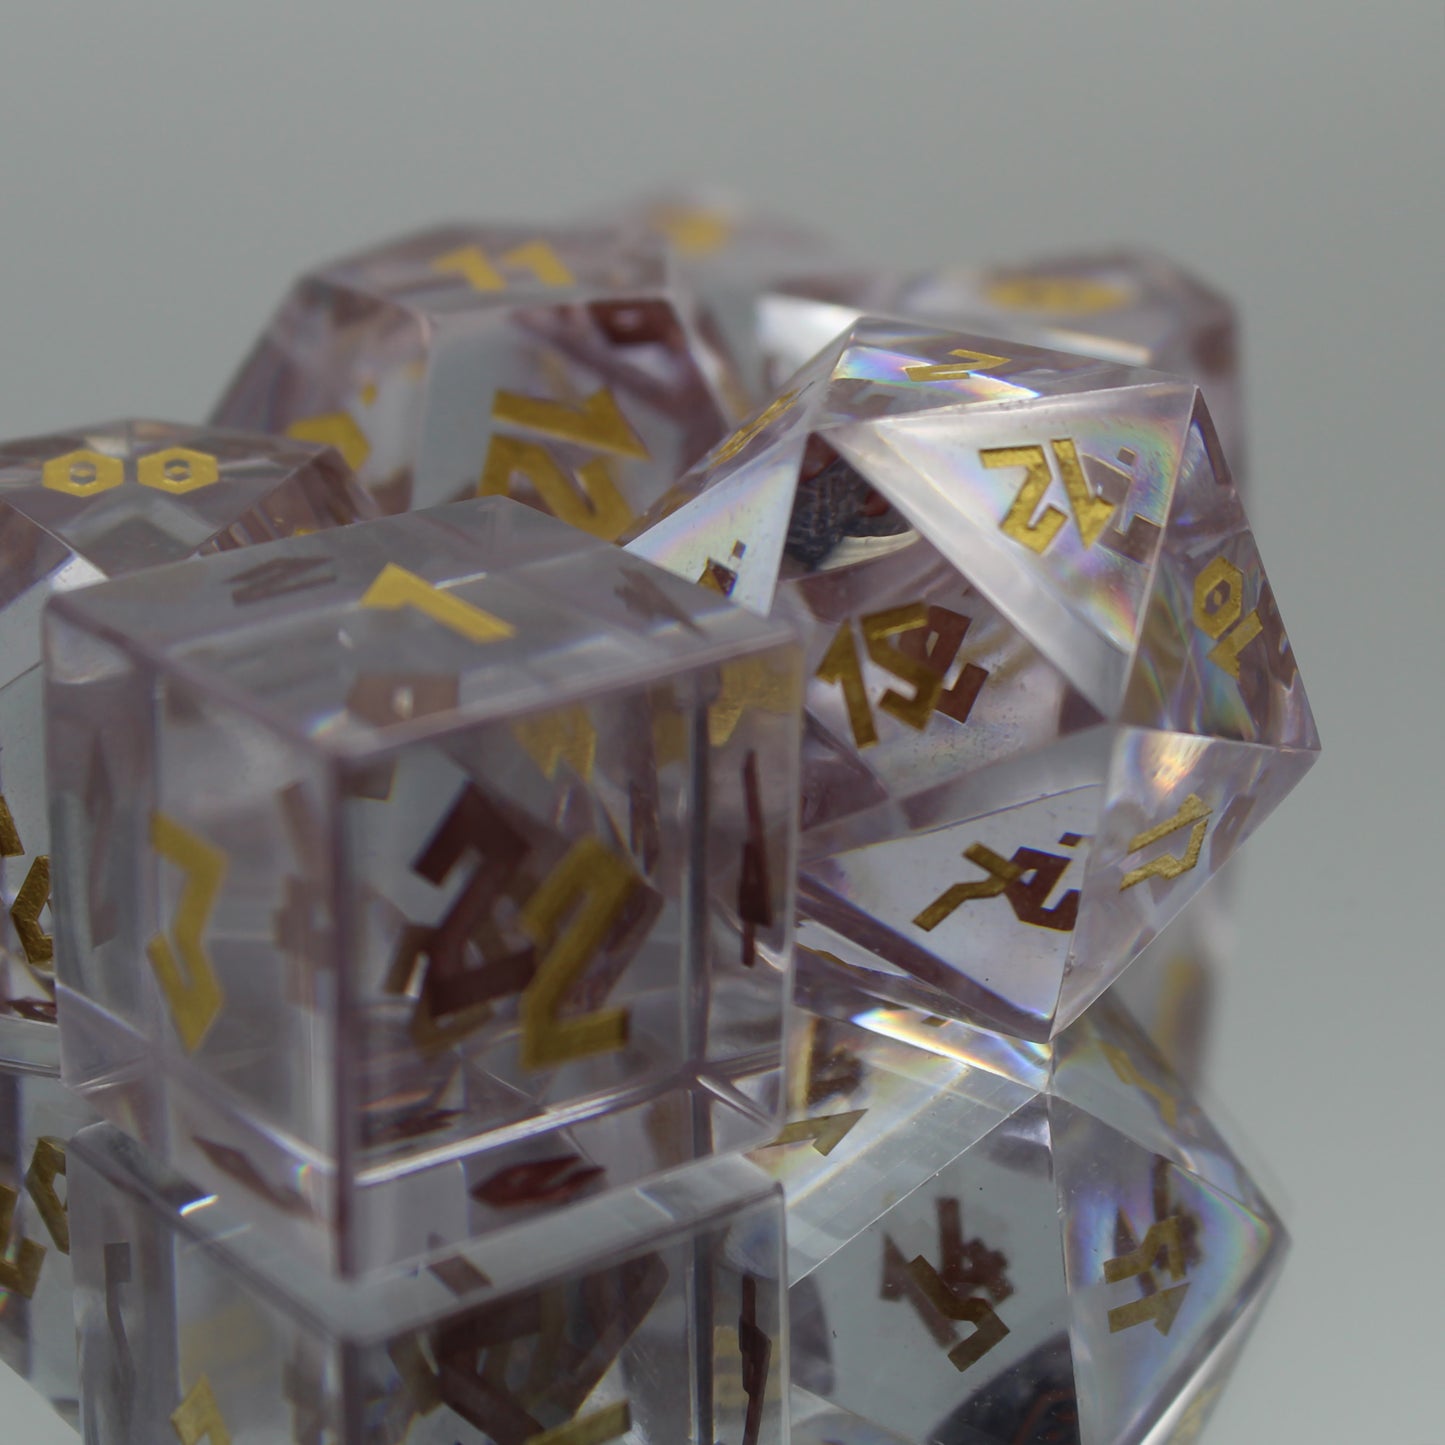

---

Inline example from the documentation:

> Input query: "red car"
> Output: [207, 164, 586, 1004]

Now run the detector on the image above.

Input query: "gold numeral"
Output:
[1118, 795, 1212, 892]
[1101, 1042, 1179, 1127]
[479, 389, 643, 540]
[432, 239, 575, 292]
[985, 438, 1115, 553]
[760, 1109, 866, 1157]
[285, 412, 371, 474]
[11, 855, 54, 972]
[514, 705, 598, 782]
[360, 563, 515, 643]
[914, 835, 1081, 934]
[171, 1376, 231, 1445]
[983, 275, 1131, 315]
[712, 390, 798, 465]
[519, 839, 638, 1070]
[24, 1138, 69, 1254]
[147, 814, 227, 1053]
[818, 601, 987, 750]
[41, 447, 218, 497]
[526, 1400, 632, 1445]
[903, 348, 1011, 382]
[0, 796, 21, 857]
[1104, 1216, 1191, 1336]
[1193, 555, 1264, 678]
[0, 1183, 46, 1298]
[41, 449, 125, 497]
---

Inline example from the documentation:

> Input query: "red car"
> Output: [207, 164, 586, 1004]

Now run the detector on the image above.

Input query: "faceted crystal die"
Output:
[758, 251, 1246, 481]
[752, 960, 1286, 1445]
[0, 1018, 97, 1425]
[627, 320, 1318, 1039]
[212, 222, 744, 529]
[70, 1125, 788, 1445]
[47, 498, 801, 1274]
[0, 419, 373, 1049]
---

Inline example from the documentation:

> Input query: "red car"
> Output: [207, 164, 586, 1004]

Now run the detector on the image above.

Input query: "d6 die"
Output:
[752, 958, 1286, 1445]
[47, 499, 800, 1275]
[629, 320, 1318, 1039]
[0, 419, 372, 1044]
[0, 1016, 97, 1424]
[212, 223, 744, 527]
[70, 1125, 788, 1445]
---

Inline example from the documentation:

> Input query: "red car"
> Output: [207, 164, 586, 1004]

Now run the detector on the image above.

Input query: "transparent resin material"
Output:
[751, 958, 1286, 1445]
[0, 1017, 98, 1424]
[212, 222, 745, 527]
[756, 250, 1246, 482]
[627, 320, 1318, 1039]
[0, 419, 373, 1055]
[47, 499, 801, 1274]
[70, 1125, 788, 1444]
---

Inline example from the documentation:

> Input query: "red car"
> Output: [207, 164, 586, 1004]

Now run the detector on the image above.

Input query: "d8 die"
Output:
[0, 419, 373, 1044]
[212, 223, 744, 528]
[70, 1126, 788, 1445]
[752, 958, 1286, 1445]
[629, 320, 1318, 1039]
[0, 1016, 96, 1424]
[47, 499, 801, 1274]
[758, 251, 1246, 479]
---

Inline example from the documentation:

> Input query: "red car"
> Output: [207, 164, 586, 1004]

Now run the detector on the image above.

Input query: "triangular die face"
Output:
[1050, 995, 1272, 1216]
[1123, 399, 1318, 749]
[775, 533, 1103, 838]
[1049, 1097, 1284, 1445]
[799, 782, 1105, 1040]
[1058, 727, 1319, 1031]
[829, 380, 1196, 712]
[797, 1095, 1078, 1443]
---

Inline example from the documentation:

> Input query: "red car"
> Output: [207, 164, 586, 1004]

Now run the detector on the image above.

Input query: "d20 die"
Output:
[212, 222, 744, 527]
[0, 419, 373, 1045]
[0, 1017, 97, 1425]
[628, 320, 1318, 1039]
[47, 498, 801, 1274]
[600, 188, 841, 404]
[69, 1125, 788, 1445]
[758, 251, 1245, 480]
[751, 957, 1287, 1445]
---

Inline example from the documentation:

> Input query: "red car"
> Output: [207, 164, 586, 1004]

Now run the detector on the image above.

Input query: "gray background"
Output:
[1, 3, 1440, 1440]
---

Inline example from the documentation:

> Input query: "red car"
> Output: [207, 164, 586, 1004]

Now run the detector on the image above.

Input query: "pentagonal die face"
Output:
[0, 1036, 96, 1425]
[628, 321, 1317, 1038]
[70, 1127, 788, 1445]
[212, 223, 744, 529]
[757, 250, 1245, 481]
[752, 964, 1286, 1445]
[0, 419, 372, 1049]
[46, 499, 800, 1275]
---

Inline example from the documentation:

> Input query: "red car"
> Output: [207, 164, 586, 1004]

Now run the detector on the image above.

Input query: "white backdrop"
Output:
[1, 3, 1440, 1440]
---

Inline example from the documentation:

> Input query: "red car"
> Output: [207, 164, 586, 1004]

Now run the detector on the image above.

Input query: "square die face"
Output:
[49, 501, 801, 1272]
[70, 1129, 788, 1445]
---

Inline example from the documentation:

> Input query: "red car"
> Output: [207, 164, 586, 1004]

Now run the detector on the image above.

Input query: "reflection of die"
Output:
[629, 320, 1318, 1039]
[0, 1017, 97, 1424]
[70, 1124, 787, 1445]
[753, 958, 1287, 1445]
[757, 250, 1246, 480]
[212, 224, 745, 526]
[47, 498, 801, 1274]
[0, 419, 372, 1045]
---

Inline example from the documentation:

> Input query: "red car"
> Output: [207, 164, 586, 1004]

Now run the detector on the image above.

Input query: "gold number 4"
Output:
[984, 438, 1114, 553]
[1104, 1216, 1191, 1336]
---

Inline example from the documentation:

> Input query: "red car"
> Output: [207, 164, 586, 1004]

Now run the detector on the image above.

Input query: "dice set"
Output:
[0, 192, 1317, 1443]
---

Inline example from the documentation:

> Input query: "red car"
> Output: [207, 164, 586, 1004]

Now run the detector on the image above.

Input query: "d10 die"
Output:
[47, 499, 801, 1274]
[628, 320, 1318, 1039]
[601, 188, 840, 404]
[0, 1017, 97, 1425]
[212, 222, 744, 528]
[752, 958, 1286, 1445]
[0, 419, 372, 1043]
[69, 1126, 788, 1445]
[758, 250, 1245, 480]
